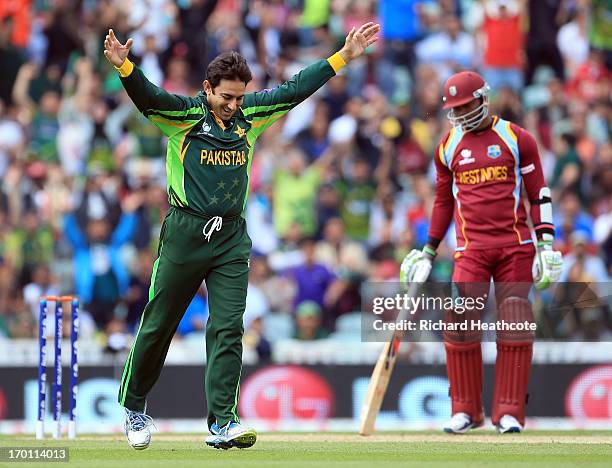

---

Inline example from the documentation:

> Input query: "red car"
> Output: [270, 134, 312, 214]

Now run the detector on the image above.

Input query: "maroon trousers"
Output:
[445, 243, 535, 426]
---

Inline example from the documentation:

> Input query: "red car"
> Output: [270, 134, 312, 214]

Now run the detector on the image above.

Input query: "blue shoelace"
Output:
[126, 411, 154, 431]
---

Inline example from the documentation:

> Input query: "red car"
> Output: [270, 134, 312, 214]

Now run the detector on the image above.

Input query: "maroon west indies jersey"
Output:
[428, 116, 552, 251]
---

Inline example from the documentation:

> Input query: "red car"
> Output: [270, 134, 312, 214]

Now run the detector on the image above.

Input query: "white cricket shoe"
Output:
[496, 415, 522, 434]
[443, 412, 483, 434]
[205, 421, 257, 450]
[125, 409, 154, 450]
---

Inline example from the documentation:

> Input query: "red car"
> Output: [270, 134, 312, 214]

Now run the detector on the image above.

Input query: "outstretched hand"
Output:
[338, 22, 380, 63]
[103, 29, 134, 68]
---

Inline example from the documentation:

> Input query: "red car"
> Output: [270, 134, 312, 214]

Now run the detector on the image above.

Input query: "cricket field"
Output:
[1, 431, 611, 467]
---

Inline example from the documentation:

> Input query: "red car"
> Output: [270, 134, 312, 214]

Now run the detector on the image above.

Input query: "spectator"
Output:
[0, 16, 26, 105]
[4, 210, 54, 285]
[63, 193, 141, 328]
[247, 183, 279, 256]
[415, 13, 476, 84]
[560, 230, 609, 282]
[104, 317, 131, 354]
[589, 0, 612, 68]
[550, 133, 582, 198]
[315, 183, 341, 239]
[176, 286, 208, 337]
[293, 300, 330, 340]
[315, 218, 368, 327]
[295, 102, 330, 162]
[249, 254, 295, 314]
[124, 249, 153, 333]
[23, 263, 59, 318]
[273, 145, 335, 238]
[565, 49, 611, 104]
[524, 0, 566, 85]
[298, 0, 331, 47]
[43, 3, 83, 71]
[476, 0, 525, 92]
[336, 157, 376, 241]
[368, 183, 408, 248]
[316, 217, 369, 275]
[555, 190, 594, 247]
[243, 307, 272, 361]
[0, 0, 32, 50]
[322, 73, 349, 121]
[378, 0, 435, 80]
[556, 0, 590, 79]
[287, 237, 336, 312]
[0, 99, 26, 174]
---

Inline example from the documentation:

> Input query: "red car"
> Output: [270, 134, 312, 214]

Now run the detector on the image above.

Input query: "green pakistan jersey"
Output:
[118, 55, 344, 218]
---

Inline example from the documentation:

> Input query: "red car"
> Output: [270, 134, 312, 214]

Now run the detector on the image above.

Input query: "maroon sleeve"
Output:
[427, 139, 455, 248]
[515, 124, 555, 240]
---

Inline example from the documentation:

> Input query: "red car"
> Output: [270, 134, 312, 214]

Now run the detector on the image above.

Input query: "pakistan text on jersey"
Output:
[456, 165, 508, 185]
[200, 149, 247, 166]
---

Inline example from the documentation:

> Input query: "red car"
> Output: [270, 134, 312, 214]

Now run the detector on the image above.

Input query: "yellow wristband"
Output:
[114, 58, 134, 78]
[327, 52, 346, 74]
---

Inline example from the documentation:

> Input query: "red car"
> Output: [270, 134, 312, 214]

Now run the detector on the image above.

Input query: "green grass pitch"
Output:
[1, 432, 611, 467]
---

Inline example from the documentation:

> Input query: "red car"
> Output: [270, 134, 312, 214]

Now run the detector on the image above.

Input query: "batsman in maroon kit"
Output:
[401, 71, 563, 434]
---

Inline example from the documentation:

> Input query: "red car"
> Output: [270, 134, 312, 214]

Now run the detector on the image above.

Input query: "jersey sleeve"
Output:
[119, 61, 204, 137]
[427, 137, 455, 247]
[241, 56, 342, 139]
[515, 125, 555, 240]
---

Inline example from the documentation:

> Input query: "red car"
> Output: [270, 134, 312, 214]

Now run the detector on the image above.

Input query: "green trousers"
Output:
[118, 207, 251, 428]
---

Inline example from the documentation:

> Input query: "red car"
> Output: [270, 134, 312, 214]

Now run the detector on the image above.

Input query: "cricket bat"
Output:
[359, 281, 419, 436]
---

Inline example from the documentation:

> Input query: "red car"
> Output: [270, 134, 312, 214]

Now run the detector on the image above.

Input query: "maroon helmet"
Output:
[443, 71, 490, 132]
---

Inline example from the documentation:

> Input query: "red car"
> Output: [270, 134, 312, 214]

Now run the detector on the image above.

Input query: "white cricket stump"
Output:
[68, 421, 76, 439]
[35, 420, 45, 440]
[53, 421, 61, 439]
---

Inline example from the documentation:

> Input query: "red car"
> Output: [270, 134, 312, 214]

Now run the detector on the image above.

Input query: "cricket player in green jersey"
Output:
[104, 23, 380, 450]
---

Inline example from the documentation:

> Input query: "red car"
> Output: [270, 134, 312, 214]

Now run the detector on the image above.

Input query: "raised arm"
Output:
[242, 22, 380, 138]
[103, 29, 203, 137]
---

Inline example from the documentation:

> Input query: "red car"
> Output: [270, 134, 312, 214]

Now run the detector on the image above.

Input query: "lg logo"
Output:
[239, 366, 334, 420]
[566, 366, 612, 419]
[353, 375, 450, 422]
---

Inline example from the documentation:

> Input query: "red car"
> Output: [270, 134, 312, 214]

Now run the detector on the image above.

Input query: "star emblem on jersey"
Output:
[449, 86, 457, 96]
[234, 125, 246, 138]
[216, 181, 226, 190]
[224, 192, 232, 201]
[209, 195, 219, 205]
[458, 148, 475, 166]
[487, 145, 502, 159]
[232, 178, 239, 187]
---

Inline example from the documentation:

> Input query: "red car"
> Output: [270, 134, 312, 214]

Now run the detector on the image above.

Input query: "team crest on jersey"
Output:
[487, 145, 502, 159]
[198, 123, 212, 135]
[234, 125, 246, 138]
[458, 148, 475, 165]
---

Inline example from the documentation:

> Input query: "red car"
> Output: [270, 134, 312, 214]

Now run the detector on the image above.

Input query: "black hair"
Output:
[205, 51, 252, 89]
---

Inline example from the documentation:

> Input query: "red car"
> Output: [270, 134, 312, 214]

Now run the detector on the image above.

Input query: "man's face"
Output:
[444, 15, 460, 37]
[203, 78, 246, 121]
[451, 98, 480, 120]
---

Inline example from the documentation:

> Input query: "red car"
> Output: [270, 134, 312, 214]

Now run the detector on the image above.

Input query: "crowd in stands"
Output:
[0, 0, 610, 352]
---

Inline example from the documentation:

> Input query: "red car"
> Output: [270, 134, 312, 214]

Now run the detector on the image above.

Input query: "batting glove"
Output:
[400, 247, 434, 285]
[532, 240, 563, 290]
